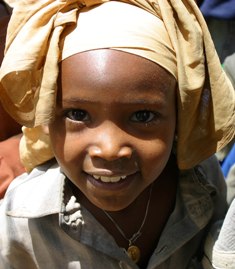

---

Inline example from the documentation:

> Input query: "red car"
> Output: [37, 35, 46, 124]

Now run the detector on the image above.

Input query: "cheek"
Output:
[49, 122, 86, 168]
[48, 122, 72, 164]
[140, 143, 172, 184]
[140, 139, 173, 164]
[138, 126, 175, 178]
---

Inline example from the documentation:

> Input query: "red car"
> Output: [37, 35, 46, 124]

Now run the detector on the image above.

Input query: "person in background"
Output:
[198, 1, 235, 183]
[217, 52, 235, 171]
[212, 198, 235, 269]
[219, 52, 235, 205]
[0, 0, 25, 199]
[199, 0, 235, 63]
[0, 1, 234, 268]
[223, 52, 235, 89]
[209, 36, 235, 269]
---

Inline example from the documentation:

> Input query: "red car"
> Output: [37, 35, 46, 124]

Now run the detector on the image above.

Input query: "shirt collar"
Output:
[5, 160, 65, 218]
[5, 160, 215, 225]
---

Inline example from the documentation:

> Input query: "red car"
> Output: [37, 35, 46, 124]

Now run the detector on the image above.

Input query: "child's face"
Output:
[49, 49, 177, 211]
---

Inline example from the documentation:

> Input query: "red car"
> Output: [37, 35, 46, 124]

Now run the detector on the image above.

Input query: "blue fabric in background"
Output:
[221, 144, 235, 178]
[200, 0, 235, 19]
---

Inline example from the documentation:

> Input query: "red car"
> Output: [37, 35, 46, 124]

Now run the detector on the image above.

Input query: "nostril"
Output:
[117, 146, 132, 159]
[88, 146, 102, 158]
[88, 145, 133, 161]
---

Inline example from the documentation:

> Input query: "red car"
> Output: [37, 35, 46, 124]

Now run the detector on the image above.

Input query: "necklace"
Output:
[102, 184, 154, 263]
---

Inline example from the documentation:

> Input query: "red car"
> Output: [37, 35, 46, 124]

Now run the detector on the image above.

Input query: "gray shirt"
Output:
[0, 156, 227, 269]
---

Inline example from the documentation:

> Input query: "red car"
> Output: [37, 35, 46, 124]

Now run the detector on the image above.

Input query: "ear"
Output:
[41, 124, 49, 135]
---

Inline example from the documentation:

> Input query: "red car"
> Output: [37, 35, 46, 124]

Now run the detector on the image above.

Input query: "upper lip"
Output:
[84, 170, 137, 177]
[85, 172, 138, 183]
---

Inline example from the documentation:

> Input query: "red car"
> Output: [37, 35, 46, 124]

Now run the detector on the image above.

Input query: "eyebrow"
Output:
[61, 97, 166, 106]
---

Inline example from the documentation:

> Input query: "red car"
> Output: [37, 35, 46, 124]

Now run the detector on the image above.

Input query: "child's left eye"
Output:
[66, 109, 89, 122]
[130, 110, 156, 123]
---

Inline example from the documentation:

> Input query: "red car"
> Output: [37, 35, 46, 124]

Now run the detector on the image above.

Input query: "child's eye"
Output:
[66, 109, 89, 122]
[130, 110, 156, 123]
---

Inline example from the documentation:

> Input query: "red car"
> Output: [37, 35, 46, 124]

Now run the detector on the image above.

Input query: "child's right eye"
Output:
[66, 109, 90, 122]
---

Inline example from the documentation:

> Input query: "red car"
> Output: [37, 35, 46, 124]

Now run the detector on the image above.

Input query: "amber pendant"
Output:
[127, 245, 140, 263]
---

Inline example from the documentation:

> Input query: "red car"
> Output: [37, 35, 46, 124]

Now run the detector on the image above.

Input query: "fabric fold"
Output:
[0, 0, 234, 171]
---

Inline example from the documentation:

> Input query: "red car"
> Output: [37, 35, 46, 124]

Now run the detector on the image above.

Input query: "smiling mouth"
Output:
[92, 174, 127, 183]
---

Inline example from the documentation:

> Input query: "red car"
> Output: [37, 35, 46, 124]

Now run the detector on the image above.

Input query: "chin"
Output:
[93, 197, 136, 212]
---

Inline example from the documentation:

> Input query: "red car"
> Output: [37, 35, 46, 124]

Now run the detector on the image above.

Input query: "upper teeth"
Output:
[93, 175, 126, 183]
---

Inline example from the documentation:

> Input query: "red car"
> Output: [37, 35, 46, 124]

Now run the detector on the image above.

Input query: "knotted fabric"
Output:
[0, 0, 234, 171]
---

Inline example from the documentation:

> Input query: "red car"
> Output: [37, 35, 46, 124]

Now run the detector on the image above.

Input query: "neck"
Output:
[69, 154, 178, 267]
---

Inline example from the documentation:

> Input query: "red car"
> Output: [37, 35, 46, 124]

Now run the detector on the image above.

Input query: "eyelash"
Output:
[130, 110, 156, 123]
[66, 109, 90, 122]
[64, 109, 159, 125]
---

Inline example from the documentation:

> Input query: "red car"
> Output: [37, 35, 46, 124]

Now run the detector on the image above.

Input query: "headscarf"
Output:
[0, 0, 234, 171]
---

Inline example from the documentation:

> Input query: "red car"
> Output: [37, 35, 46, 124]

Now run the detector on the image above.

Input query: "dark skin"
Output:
[48, 49, 178, 268]
[0, 2, 22, 141]
[0, 2, 24, 199]
[70, 155, 178, 268]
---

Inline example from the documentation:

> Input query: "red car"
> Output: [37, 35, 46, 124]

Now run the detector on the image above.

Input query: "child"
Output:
[0, 0, 234, 268]
[0, 0, 24, 199]
[212, 198, 235, 269]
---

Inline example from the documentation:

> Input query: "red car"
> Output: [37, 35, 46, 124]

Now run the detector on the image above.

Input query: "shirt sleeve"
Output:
[212, 198, 235, 269]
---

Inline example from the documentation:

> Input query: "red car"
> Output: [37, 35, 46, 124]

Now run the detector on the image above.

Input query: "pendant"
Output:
[127, 245, 140, 263]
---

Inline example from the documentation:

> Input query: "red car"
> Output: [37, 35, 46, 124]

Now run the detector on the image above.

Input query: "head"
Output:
[48, 48, 176, 211]
[43, 2, 177, 211]
[1, 0, 234, 196]
[0, 2, 21, 140]
[0, 1, 11, 64]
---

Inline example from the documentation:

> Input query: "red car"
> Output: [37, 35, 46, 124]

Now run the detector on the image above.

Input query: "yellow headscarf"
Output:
[0, 0, 234, 171]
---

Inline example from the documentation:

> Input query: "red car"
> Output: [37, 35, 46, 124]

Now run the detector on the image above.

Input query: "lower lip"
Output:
[85, 172, 139, 191]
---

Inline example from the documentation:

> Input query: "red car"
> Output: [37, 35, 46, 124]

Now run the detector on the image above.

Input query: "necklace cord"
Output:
[102, 183, 154, 247]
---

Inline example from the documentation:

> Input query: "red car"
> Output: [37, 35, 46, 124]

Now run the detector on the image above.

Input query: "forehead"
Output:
[58, 49, 176, 104]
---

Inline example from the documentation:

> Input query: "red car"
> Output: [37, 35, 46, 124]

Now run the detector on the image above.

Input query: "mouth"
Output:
[92, 174, 127, 183]
[84, 169, 138, 185]
[83, 171, 139, 191]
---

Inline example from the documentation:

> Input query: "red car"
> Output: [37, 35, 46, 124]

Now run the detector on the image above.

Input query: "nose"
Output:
[88, 122, 133, 161]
